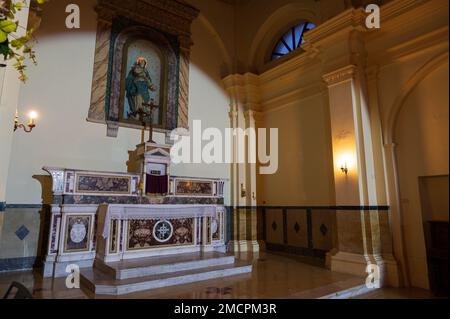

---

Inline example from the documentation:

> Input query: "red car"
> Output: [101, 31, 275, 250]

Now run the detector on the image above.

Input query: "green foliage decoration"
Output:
[0, 0, 47, 82]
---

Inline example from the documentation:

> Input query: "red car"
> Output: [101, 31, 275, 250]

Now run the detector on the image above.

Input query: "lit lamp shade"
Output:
[337, 153, 355, 175]
[28, 111, 38, 126]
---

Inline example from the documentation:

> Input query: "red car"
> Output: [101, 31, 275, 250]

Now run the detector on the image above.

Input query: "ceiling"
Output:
[216, 0, 253, 5]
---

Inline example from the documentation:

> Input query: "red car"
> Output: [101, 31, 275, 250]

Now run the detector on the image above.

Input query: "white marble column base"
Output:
[43, 259, 94, 278]
[227, 240, 260, 253]
[329, 251, 401, 287]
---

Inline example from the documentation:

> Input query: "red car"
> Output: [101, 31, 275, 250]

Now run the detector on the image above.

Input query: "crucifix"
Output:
[127, 99, 157, 197]
[128, 98, 157, 144]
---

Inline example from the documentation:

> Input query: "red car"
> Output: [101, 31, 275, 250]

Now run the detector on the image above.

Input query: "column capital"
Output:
[383, 142, 398, 150]
[228, 102, 238, 112]
[323, 65, 357, 87]
[228, 110, 238, 122]
[243, 110, 263, 124]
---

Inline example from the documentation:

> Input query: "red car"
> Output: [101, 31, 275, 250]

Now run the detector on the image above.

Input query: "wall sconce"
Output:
[338, 153, 354, 176]
[240, 183, 246, 198]
[14, 110, 37, 133]
[340, 163, 348, 175]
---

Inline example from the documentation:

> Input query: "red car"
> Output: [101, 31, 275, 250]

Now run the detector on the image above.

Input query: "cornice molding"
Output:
[302, 8, 367, 46]
[368, 26, 449, 66]
[222, 73, 261, 107]
[262, 81, 326, 114]
[97, 0, 199, 37]
[322, 65, 358, 87]
[243, 109, 263, 124]
[259, 51, 320, 84]
[380, 0, 430, 23]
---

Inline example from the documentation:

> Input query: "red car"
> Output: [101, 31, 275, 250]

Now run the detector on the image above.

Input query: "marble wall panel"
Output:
[286, 209, 308, 248]
[0, 208, 40, 260]
[336, 211, 364, 254]
[265, 209, 284, 245]
[311, 209, 334, 251]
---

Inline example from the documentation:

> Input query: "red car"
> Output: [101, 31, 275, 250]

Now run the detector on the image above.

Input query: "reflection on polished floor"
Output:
[0, 252, 368, 299]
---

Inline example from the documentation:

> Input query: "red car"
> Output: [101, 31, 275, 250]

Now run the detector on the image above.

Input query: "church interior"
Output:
[0, 0, 448, 300]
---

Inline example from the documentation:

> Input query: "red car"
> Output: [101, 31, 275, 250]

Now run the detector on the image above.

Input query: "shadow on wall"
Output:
[34, 0, 230, 114]
[32, 175, 53, 269]
[32, 175, 53, 205]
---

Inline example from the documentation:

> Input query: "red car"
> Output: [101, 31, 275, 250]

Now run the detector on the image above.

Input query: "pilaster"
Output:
[323, 63, 400, 286]
[222, 74, 261, 253]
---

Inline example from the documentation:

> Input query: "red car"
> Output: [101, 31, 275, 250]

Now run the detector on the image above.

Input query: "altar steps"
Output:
[80, 252, 252, 296]
[94, 251, 236, 280]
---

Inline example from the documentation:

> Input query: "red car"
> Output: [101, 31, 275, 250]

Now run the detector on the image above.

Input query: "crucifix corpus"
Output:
[128, 98, 157, 144]
[142, 99, 157, 144]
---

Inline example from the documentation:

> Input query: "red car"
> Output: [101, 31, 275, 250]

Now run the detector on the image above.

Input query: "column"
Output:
[222, 74, 261, 254]
[323, 64, 400, 286]
[244, 109, 261, 252]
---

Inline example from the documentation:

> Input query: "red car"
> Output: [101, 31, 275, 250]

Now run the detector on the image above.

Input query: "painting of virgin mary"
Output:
[121, 39, 163, 126]
[125, 57, 156, 116]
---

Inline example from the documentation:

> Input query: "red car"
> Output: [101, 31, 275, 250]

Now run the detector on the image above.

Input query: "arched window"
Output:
[271, 21, 316, 60]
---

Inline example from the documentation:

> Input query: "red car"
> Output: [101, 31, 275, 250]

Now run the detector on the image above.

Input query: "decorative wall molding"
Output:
[262, 81, 326, 114]
[322, 65, 357, 87]
[243, 110, 263, 125]
[222, 73, 261, 110]
[302, 8, 368, 46]
[368, 26, 449, 66]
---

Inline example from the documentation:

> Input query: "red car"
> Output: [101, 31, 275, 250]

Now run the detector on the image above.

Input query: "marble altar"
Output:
[96, 204, 225, 263]
[41, 142, 229, 280]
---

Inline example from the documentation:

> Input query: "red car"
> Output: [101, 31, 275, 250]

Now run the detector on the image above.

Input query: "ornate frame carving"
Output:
[87, 0, 199, 137]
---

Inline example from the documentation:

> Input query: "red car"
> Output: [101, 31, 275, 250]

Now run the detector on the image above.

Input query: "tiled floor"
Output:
[353, 287, 437, 299]
[0, 252, 437, 299]
[0, 252, 365, 299]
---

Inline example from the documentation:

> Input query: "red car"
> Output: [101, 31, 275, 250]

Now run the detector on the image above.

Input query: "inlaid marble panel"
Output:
[75, 174, 131, 194]
[336, 211, 364, 254]
[109, 220, 118, 254]
[64, 215, 91, 252]
[127, 218, 194, 250]
[311, 210, 334, 251]
[265, 209, 284, 245]
[59, 194, 224, 206]
[286, 209, 308, 248]
[175, 180, 213, 196]
[49, 214, 60, 254]
[212, 215, 221, 241]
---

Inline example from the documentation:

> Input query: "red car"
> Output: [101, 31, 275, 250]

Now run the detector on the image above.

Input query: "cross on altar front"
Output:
[157, 223, 170, 239]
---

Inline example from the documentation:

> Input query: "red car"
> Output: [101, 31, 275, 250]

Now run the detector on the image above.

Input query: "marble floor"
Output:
[353, 287, 437, 299]
[0, 252, 434, 299]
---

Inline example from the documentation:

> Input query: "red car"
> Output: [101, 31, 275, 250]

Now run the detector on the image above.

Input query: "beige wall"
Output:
[5, 0, 232, 205]
[259, 93, 335, 206]
[0, 2, 30, 204]
[394, 61, 449, 289]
